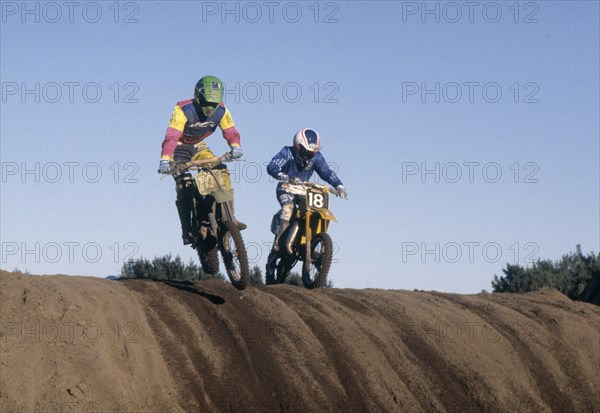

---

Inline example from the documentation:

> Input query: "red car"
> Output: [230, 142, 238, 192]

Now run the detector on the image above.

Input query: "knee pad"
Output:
[280, 203, 294, 222]
[175, 172, 193, 191]
[175, 173, 194, 201]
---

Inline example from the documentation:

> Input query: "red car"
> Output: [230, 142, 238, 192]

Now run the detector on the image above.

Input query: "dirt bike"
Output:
[265, 180, 341, 289]
[169, 153, 250, 290]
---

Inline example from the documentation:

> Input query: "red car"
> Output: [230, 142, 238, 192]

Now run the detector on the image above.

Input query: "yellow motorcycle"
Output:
[170, 153, 250, 290]
[265, 180, 341, 289]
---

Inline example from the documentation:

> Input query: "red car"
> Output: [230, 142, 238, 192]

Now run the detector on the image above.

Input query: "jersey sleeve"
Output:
[219, 106, 241, 147]
[267, 147, 292, 178]
[160, 105, 187, 159]
[315, 154, 343, 188]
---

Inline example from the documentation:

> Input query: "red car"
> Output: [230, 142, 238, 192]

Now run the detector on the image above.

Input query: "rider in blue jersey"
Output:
[266, 128, 347, 252]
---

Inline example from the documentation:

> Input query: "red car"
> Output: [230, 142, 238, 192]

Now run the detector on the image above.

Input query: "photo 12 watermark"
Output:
[400, 320, 536, 344]
[1, 162, 140, 184]
[1, 400, 146, 413]
[200, 1, 340, 24]
[401, 241, 540, 264]
[401, 161, 540, 184]
[1, 320, 139, 345]
[400, 1, 540, 24]
[226, 160, 341, 186]
[401, 82, 539, 104]
[1, 1, 140, 24]
[0, 400, 333, 413]
[1, 82, 140, 104]
[244, 238, 341, 265]
[1, 241, 140, 266]
[223, 81, 339, 104]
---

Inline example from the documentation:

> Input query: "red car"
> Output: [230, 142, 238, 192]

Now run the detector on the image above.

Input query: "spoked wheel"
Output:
[192, 200, 219, 275]
[197, 239, 219, 275]
[265, 251, 295, 285]
[302, 233, 333, 289]
[218, 220, 250, 290]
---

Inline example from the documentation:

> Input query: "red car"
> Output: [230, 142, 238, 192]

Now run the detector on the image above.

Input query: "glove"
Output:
[336, 185, 347, 199]
[158, 159, 171, 174]
[291, 177, 302, 184]
[277, 173, 289, 182]
[230, 146, 243, 159]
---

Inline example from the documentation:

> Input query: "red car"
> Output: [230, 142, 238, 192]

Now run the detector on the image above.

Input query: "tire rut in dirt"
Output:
[429, 292, 578, 413]
[181, 285, 313, 411]
[123, 281, 213, 410]
[401, 320, 486, 412]
[262, 287, 388, 412]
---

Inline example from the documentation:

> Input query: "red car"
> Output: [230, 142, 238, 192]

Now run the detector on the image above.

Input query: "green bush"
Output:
[250, 265, 264, 285]
[491, 245, 600, 300]
[121, 256, 334, 288]
[120, 254, 225, 281]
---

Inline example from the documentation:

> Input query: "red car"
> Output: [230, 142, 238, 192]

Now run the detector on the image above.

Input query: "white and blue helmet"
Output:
[293, 128, 321, 161]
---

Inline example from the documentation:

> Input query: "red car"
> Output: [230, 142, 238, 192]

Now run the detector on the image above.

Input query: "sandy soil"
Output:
[1, 270, 599, 412]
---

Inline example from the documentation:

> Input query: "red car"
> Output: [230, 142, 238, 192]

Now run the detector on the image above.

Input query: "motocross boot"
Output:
[226, 200, 247, 231]
[272, 220, 290, 252]
[265, 249, 278, 282]
[176, 176, 195, 246]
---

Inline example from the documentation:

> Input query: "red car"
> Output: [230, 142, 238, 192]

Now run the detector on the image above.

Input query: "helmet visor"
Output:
[298, 145, 316, 160]
[195, 93, 219, 117]
[201, 103, 218, 117]
[195, 77, 223, 116]
[304, 129, 319, 146]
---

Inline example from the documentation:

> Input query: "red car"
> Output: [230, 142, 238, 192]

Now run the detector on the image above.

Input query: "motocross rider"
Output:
[158, 76, 245, 245]
[266, 128, 347, 253]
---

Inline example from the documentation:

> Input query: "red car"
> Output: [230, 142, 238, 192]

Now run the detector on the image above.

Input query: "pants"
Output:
[173, 142, 216, 240]
[272, 190, 304, 251]
[276, 190, 302, 222]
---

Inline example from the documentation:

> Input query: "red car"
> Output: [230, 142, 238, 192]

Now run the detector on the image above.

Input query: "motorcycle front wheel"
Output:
[218, 220, 250, 290]
[302, 232, 333, 289]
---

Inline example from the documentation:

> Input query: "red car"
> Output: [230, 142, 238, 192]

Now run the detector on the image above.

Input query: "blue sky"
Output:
[1, 1, 598, 292]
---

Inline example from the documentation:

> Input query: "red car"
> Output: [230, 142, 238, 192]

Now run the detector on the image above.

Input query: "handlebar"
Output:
[281, 180, 341, 198]
[163, 153, 234, 175]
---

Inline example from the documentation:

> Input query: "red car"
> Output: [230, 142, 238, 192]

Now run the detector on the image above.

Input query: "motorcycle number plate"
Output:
[307, 188, 328, 209]
[195, 170, 231, 195]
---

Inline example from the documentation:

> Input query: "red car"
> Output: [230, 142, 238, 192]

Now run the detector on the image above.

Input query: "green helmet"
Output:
[194, 76, 223, 117]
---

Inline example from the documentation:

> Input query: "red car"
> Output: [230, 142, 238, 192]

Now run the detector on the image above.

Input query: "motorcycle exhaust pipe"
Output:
[285, 221, 299, 255]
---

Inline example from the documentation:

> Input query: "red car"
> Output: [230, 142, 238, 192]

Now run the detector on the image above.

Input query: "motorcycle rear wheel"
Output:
[265, 251, 294, 285]
[197, 240, 219, 275]
[192, 199, 219, 275]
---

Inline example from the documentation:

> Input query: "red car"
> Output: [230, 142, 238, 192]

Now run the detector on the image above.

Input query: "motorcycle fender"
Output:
[314, 208, 337, 222]
[212, 189, 234, 203]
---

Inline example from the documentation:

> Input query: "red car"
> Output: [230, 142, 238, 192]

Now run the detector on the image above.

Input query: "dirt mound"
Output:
[1, 271, 599, 412]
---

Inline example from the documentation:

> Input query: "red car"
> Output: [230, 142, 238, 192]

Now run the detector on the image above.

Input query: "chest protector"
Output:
[180, 102, 226, 144]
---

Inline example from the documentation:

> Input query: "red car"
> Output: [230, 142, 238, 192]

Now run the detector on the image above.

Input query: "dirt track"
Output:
[1, 271, 599, 412]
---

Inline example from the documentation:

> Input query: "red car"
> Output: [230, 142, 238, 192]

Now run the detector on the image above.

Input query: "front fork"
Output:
[207, 193, 235, 237]
[303, 211, 331, 272]
[304, 211, 313, 272]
